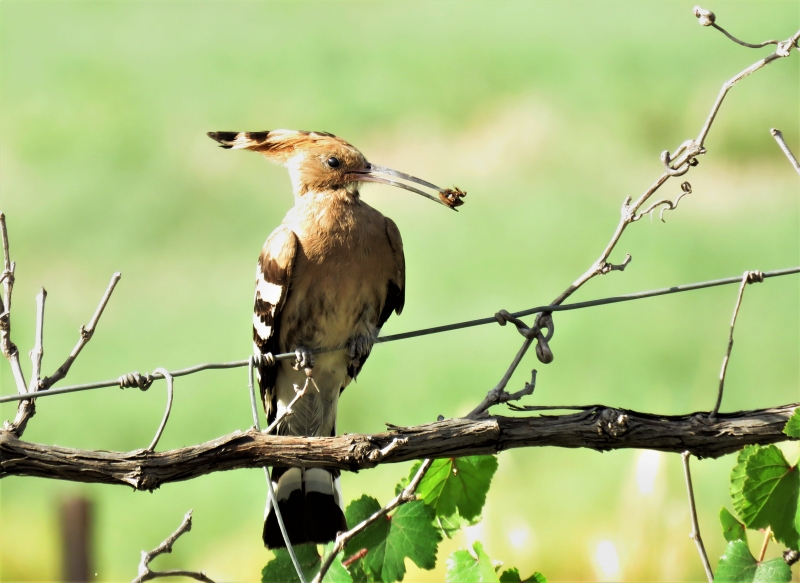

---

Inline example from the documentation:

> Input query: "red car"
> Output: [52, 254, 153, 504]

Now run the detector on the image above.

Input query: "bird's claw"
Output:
[293, 346, 315, 371]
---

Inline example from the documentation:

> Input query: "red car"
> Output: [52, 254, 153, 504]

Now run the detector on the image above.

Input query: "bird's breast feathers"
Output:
[254, 198, 403, 355]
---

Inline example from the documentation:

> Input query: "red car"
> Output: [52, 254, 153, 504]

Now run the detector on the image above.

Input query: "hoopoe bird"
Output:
[208, 129, 464, 549]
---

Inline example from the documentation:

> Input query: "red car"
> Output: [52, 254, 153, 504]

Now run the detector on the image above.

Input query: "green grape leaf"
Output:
[720, 507, 748, 543]
[751, 559, 793, 583]
[344, 558, 373, 583]
[713, 541, 791, 583]
[499, 568, 522, 582]
[414, 456, 499, 521]
[361, 500, 442, 583]
[321, 543, 355, 583]
[784, 408, 800, 438]
[730, 445, 760, 515]
[731, 445, 799, 551]
[438, 510, 479, 539]
[261, 543, 321, 583]
[397, 461, 484, 538]
[498, 569, 547, 583]
[344, 495, 390, 560]
[446, 541, 499, 583]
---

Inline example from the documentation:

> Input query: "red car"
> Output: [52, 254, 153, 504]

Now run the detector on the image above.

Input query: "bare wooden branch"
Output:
[693, 6, 783, 49]
[265, 375, 317, 435]
[2, 404, 795, 489]
[0, 213, 32, 437]
[6, 289, 48, 437]
[681, 452, 713, 583]
[145, 368, 175, 452]
[770, 128, 800, 175]
[694, 29, 800, 151]
[132, 510, 214, 583]
[29, 288, 46, 389]
[712, 271, 764, 417]
[0, 213, 27, 396]
[41, 272, 121, 390]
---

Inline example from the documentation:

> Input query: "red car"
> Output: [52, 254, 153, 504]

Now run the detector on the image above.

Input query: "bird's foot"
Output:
[292, 345, 315, 372]
[348, 335, 374, 370]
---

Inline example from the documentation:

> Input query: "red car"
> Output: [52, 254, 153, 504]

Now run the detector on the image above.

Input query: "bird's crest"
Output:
[208, 129, 465, 208]
[207, 130, 360, 163]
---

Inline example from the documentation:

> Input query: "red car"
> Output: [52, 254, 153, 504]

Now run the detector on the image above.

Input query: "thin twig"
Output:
[264, 381, 312, 435]
[0, 213, 27, 396]
[632, 182, 692, 223]
[0, 213, 31, 436]
[312, 458, 434, 583]
[693, 6, 788, 50]
[132, 510, 214, 583]
[694, 30, 800, 151]
[247, 356, 262, 428]
[770, 129, 800, 175]
[6, 289, 47, 437]
[468, 337, 537, 418]
[682, 452, 713, 583]
[145, 368, 174, 452]
[711, 23, 779, 49]
[2, 266, 799, 406]
[758, 526, 772, 562]
[41, 272, 121, 389]
[711, 271, 763, 418]
[29, 289, 46, 390]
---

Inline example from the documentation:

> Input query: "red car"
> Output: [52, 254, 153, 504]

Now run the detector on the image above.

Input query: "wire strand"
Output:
[1, 265, 797, 405]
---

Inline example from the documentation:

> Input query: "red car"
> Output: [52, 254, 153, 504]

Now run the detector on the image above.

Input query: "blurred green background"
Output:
[1, 1, 798, 581]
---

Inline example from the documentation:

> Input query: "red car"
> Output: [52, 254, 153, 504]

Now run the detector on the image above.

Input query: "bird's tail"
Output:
[263, 466, 347, 549]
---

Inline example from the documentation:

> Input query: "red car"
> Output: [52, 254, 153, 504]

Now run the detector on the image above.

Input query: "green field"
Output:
[1, 1, 798, 581]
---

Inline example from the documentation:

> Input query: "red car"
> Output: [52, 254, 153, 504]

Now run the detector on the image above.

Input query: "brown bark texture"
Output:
[1, 403, 796, 491]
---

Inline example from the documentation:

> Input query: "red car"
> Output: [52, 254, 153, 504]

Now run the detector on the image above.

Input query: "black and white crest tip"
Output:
[207, 131, 271, 149]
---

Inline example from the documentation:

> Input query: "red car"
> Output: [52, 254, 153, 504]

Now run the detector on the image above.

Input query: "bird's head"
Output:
[207, 129, 465, 210]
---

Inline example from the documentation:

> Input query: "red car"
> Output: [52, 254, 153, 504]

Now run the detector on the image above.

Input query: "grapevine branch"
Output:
[682, 452, 713, 583]
[711, 271, 764, 418]
[771, 128, 800, 175]
[1, 404, 795, 487]
[132, 510, 214, 583]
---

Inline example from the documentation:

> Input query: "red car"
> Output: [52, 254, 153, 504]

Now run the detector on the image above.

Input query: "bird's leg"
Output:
[292, 345, 315, 372]
[348, 335, 373, 370]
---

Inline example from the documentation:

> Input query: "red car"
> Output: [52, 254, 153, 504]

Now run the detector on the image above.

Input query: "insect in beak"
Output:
[347, 163, 466, 210]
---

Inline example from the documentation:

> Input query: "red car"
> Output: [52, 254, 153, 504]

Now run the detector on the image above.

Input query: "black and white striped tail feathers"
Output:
[264, 467, 347, 549]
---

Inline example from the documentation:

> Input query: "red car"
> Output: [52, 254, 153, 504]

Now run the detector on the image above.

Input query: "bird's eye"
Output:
[326, 157, 341, 169]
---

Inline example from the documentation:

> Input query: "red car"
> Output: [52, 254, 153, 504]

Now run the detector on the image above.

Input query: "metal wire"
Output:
[1, 265, 798, 405]
[246, 358, 306, 583]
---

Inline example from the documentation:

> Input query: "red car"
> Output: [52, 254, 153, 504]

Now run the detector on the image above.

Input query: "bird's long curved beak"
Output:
[347, 164, 466, 210]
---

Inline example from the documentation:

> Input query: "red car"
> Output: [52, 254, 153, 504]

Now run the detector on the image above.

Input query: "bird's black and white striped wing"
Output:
[253, 226, 298, 421]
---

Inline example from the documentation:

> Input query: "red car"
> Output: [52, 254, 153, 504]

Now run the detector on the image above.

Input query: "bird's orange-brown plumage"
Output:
[209, 129, 453, 549]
